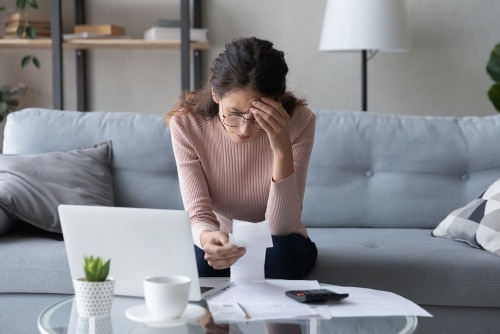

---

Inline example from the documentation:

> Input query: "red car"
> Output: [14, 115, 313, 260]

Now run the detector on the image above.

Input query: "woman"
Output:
[166, 37, 317, 279]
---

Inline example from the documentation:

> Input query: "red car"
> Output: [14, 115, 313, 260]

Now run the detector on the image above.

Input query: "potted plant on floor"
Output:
[73, 256, 115, 318]
[487, 43, 500, 112]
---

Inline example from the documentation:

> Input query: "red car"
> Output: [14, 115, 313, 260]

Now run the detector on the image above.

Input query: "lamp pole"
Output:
[362, 50, 368, 112]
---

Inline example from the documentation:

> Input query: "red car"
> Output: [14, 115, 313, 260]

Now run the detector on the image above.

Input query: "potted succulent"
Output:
[487, 43, 500, 112]
[0, 83, 27, 122]
[73, 256, 115, 318]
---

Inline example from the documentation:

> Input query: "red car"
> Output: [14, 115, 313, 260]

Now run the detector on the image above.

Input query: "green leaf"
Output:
[26, 26, 36, 39]
[0, 102, 8, 114]
[21, 55, 32, 67]
[16, 25, 25, 38]
[98, 259, 111, 281]
[16, 0, 27, 10]
[0, 6, 7, 11]
[27, 0, 38, 9]
[487, 44, 500, 83]
[488, 84, 500, 112]
[32, 57, 41, 68]
[83, 255, 111, 281]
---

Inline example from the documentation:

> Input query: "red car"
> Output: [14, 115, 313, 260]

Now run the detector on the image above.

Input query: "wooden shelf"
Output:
[0, 38, 210, 50]
[3, 0, 205, 110]
[65, 39, 210, 50]
[0, 38, 51, 48]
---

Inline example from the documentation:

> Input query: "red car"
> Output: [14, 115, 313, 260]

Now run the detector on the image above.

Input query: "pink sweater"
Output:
[169, 106, 315, 248]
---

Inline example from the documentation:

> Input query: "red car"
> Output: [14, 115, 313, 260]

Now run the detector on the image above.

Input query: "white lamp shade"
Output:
[319, 0, 410, 52]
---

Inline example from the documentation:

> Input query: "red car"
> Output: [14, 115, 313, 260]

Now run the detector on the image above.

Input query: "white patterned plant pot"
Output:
[73, 277, 115, 318]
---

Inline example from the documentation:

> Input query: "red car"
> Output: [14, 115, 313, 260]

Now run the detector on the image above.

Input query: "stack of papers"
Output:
[206, 280, 432, 323]
[207, 280, 324, 322]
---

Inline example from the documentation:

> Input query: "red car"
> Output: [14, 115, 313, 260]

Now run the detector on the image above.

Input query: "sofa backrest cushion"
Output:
[3, 108, 183, 210]
[303, 110, 500, 229]
[6, 108, 500, 230]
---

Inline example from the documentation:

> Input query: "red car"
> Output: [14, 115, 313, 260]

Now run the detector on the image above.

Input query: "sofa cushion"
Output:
[3, 108, 183, 210]
[303, 110, 500, 229]
[0, 142, 114, 233]
[432, 178, 500, 256]
[0, 224, 73, 294]
[306, 228, 500, 308]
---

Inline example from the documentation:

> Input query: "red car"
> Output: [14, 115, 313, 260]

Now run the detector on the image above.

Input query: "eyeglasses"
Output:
[220, 102, 263, 130]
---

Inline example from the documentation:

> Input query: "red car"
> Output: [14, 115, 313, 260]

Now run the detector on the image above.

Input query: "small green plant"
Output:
[487, 43, 500, 112]
[83, 256, 111, 282]
[0, 0, 41, 68]
[0, 83, 27, 122]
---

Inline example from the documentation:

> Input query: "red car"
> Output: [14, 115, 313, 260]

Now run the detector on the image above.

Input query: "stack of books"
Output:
[74, 24, 124, 36]
[3, 12, 51, 38]
[143, 18, 208, 42]
[64, 24, 125, 40]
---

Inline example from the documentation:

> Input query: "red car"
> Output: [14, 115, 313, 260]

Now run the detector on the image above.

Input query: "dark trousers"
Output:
[195, 233, 318, 279]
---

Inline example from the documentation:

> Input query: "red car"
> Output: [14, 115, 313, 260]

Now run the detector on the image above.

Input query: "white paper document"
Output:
[207, 279, 324, 322]
[323, 285, 432, 318]
[229, 219, 273, 282]
[206, 280, 432, 323]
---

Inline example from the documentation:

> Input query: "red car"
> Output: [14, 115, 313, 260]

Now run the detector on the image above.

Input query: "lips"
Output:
[236, 134, 250, 140]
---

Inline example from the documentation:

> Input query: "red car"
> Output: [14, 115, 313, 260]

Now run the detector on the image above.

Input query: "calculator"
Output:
[285, 289, 349, 303]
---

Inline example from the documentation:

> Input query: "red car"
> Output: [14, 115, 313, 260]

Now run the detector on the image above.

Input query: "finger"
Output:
[251, 107, 287, 135]
[203, 243, 243, 262]
[253, 98, 288, 119]
[204, 247, 245, 268]
[215, 231, 230, 246]
[251, 100, 288, 126]
[208, 251, 245, 269]
[204, 244, 235, 259]
[261, 97, 284, 112]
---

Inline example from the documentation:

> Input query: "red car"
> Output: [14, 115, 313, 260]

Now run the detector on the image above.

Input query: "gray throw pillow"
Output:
[0, 142, 114, 233]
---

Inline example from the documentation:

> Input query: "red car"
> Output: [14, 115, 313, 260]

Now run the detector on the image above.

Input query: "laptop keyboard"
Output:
[200, 286, 214, 294]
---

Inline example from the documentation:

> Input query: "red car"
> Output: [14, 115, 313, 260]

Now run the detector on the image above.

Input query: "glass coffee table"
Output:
[38, 295, 417, 334]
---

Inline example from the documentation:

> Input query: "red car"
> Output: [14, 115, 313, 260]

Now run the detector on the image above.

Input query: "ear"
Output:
[211, 88, 219, 104]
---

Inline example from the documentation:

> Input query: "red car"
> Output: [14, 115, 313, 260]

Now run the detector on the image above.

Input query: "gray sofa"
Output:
[1, 108, 500, 333]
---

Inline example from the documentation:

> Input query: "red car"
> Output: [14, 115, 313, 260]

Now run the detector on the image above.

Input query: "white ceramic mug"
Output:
[143, 275, 191, 320]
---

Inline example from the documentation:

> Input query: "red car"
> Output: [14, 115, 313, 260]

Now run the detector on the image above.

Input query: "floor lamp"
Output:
[319, 0, 410, 111]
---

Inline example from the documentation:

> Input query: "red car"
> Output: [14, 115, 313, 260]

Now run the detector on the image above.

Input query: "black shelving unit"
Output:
[49, 0, 204, 111]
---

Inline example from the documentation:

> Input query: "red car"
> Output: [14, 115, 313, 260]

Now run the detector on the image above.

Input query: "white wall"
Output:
[1, 0, 500, 118]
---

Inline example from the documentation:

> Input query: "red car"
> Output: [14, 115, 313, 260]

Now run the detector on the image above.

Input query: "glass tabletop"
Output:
[38, 295, 417, 334]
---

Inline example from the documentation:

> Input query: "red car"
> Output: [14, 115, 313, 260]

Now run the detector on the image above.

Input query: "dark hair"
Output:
[167, 37, 305, 122]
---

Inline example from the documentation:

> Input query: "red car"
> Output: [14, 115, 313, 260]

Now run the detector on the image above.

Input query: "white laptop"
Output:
[58, 205, 231, 301]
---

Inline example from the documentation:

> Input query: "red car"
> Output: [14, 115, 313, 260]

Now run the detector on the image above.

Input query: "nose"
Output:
[240, 120, 254, 134]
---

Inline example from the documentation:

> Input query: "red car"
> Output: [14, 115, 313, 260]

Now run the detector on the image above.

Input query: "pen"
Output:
[236, 302, 251, 319]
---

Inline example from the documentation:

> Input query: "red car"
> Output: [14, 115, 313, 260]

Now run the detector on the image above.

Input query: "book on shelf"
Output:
[144, 27, 208, 42]
[63, 32, 129, 40]
[7, 11, 50, 24]
[5, 23, 51, 36]
[5, 21, 50, 30]
[4, 12, 51, 38]
[74, 24, 124, 36]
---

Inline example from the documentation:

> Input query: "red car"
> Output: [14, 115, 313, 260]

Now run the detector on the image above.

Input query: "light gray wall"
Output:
[1, 0, 500, 118]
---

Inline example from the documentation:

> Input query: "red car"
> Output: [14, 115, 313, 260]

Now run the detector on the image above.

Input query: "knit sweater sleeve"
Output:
[266, 107, 315, 235]
[169, 115, 220, 247]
